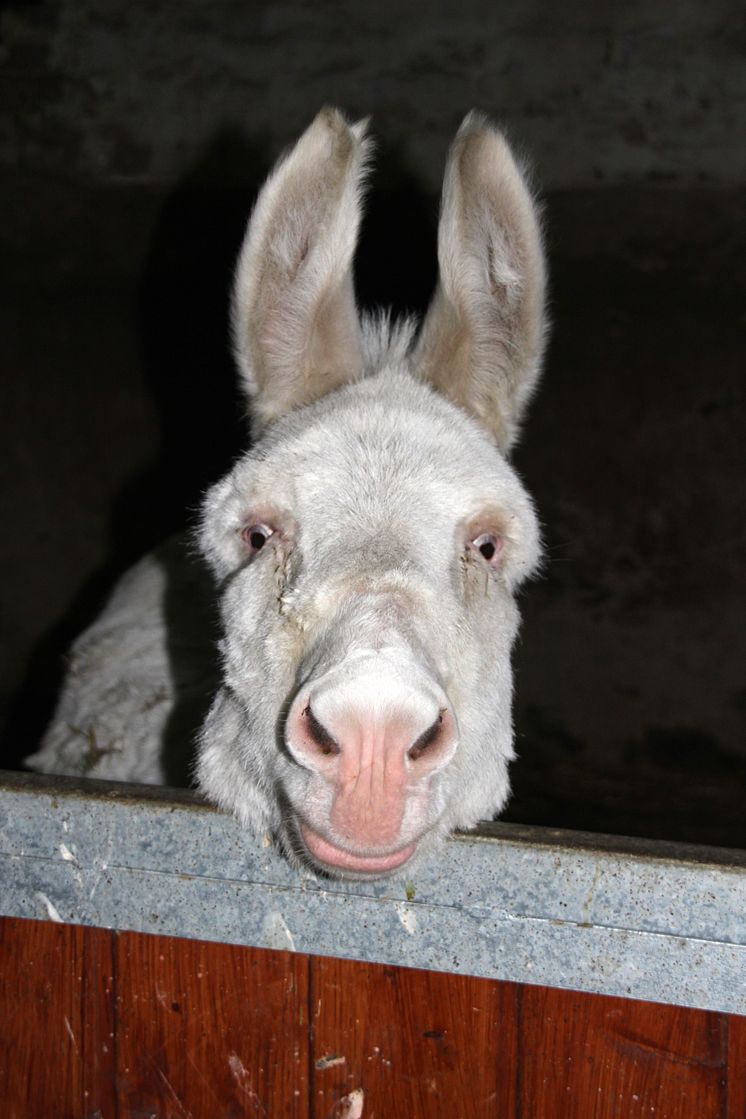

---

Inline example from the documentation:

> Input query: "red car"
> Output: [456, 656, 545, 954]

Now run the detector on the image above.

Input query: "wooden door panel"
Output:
[519, 985, 729, 1119]
[0, 917, 744, 1119]
[728, 1013, 746, 1119]
[0, 919, 116, 1119]
[114, 929, 311, 1118]
[310, 957, 518, 1118]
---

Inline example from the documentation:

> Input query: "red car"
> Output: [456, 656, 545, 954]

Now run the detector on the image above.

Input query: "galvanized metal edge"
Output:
[1, 771, 744, 1015]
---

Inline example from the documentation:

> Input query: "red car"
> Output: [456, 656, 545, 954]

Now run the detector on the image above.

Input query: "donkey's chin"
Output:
[299, 823, 417, 878]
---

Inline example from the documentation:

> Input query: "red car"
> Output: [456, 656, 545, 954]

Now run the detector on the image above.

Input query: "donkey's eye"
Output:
[241, 523, 275, 553]
[470, 532, 502, 565]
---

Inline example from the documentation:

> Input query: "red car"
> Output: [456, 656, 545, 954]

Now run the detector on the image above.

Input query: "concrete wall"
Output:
[1, 1, 744, 846]
[2, 0, 744, 192]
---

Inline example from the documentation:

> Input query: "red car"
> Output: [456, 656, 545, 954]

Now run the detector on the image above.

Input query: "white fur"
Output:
[31, 108, 547, 878]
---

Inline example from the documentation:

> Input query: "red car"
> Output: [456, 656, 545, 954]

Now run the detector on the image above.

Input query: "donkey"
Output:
[30, 108, 546, 878]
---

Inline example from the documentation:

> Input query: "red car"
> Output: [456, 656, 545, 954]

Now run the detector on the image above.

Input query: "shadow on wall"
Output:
[3, 118, 745, 849]
[2, 128, 259, 769]
[2, 124, 439, 775]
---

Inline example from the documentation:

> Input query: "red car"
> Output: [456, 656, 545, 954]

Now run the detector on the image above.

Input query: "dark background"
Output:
[1, 0, 744, 845]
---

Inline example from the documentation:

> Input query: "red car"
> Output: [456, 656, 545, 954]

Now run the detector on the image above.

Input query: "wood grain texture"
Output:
[1, 916, 744, 1119]
[728, 1014, 746, 1119]
[79, 923, 118, 1118]
[519, 984, 729, 1119]
[114, 929, 310, 1117]
[309, 957, 519, 1118]
[0, 917, 116, 1119]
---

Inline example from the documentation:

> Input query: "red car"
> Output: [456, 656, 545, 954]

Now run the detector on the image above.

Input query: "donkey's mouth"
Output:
[300, 824, 416, 876]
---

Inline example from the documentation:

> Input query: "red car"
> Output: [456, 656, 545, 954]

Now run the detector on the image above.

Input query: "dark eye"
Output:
[241, 523, 275, 553]
[470, 532, 502, 565]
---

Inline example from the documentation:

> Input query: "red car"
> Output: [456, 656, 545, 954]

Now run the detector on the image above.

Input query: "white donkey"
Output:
[30, 108, 546, 878]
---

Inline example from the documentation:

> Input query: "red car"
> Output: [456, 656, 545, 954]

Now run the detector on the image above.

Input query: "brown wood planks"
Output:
[114, 928, 311, 1117]
[0, 916, 744, 1118]
[519, 984, 729, 1119]
[728, 1013, 746, 1119]
[0, 918, 116, 1119]
[310, 957, 519, 1118]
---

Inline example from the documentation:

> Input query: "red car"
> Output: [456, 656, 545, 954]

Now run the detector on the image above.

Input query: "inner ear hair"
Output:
[231, 108, 372, 433]
[414, 112, 547, 453]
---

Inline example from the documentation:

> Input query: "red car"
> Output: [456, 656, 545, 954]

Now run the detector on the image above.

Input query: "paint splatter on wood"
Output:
[335, 1088, 364, 1118]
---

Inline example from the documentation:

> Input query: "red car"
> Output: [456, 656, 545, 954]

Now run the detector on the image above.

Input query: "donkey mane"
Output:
[360, 311, 419, 376]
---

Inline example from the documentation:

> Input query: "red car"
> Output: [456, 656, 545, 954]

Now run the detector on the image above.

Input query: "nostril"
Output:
[408, 710, 446, 763]
[302, 703, 340, 757]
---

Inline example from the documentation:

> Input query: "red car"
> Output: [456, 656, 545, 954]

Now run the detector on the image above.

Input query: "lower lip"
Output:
[300, 826, 416, 875]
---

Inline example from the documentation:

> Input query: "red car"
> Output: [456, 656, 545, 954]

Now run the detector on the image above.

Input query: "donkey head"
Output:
[197, 108, 546, 877]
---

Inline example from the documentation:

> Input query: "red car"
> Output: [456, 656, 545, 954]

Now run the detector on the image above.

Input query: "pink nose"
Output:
[290, 697, 455, 773]
[285, 673, 457, 849]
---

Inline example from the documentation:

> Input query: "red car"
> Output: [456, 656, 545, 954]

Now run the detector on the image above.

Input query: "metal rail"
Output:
[1, 771, 744, 1015]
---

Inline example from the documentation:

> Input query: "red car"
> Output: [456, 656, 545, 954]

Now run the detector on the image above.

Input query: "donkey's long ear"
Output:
[413, 113, 546, 452]
[232, 108, 370, 431]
